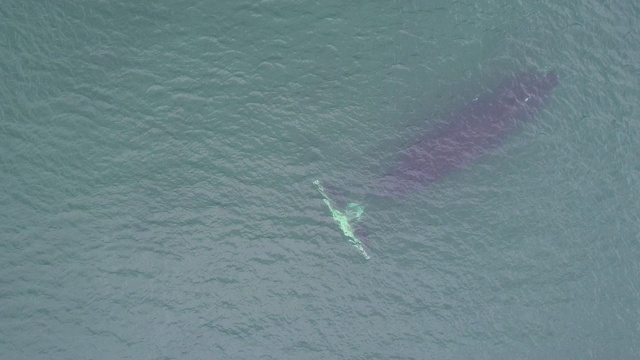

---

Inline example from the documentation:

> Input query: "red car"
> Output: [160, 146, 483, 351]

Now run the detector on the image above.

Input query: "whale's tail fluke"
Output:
[313, 180, 370, 259]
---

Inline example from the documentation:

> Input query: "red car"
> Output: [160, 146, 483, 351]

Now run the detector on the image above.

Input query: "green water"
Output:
[1, 1, 639, 359]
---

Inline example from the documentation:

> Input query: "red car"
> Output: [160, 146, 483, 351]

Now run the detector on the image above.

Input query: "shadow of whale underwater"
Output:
[315, 71, 559, 259]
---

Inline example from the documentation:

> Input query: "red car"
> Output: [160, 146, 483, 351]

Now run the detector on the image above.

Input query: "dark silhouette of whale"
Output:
[315, 71, 559, 258]
[375, 71, 559, 197]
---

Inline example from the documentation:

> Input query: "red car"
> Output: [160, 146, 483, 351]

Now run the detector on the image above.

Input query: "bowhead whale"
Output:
[315, 71, 559, 258]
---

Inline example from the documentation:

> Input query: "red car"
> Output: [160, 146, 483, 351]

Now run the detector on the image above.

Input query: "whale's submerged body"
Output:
[375, 71, 559, 197]
[315, 71, 559, 258]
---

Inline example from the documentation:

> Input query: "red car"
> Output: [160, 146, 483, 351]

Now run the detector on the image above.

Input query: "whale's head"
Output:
[498, 71, 559, 112]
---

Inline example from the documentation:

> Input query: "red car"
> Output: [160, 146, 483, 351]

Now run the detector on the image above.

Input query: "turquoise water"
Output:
[1, 1, 639, 359]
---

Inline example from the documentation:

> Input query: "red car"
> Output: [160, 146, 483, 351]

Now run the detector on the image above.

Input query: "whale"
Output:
[375, 71, 559, 197]
[315, 71, 559, 258]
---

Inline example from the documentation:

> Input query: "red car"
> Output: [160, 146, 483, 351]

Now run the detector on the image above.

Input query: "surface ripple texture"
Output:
[1, 1, 639, 359]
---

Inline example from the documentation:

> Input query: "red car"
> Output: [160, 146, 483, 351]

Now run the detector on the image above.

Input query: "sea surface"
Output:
[1, 1, 639, 359]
